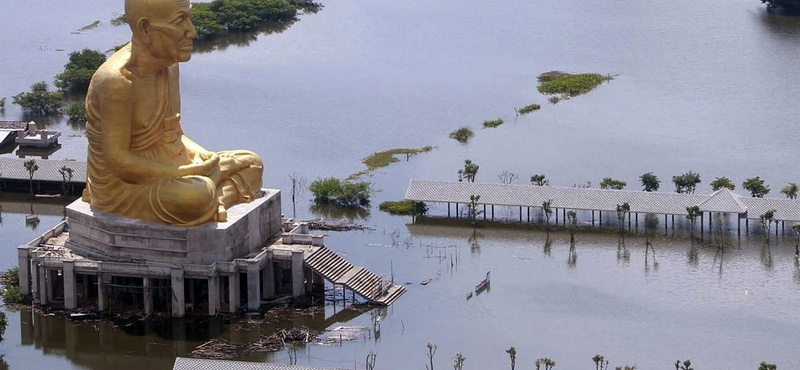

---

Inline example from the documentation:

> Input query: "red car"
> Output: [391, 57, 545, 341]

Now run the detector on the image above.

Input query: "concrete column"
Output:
[291, 250, 304, 297]
[171, 267, 185, 318]
[31, 261, 39, 298]
[17, 247, 30, 296]
[305, 267, 313, 294]
[208, 275, 219, 316]
[228, 274, 240, 313]
[63, 260, 76, 310]
[46, 269, 55, 303]
[261, 260, 275, 299]
[246, 260, 261, 312]
[38, 266, 47, 305]
[143, 277, 152, 315]
[97, 273, 108, 311]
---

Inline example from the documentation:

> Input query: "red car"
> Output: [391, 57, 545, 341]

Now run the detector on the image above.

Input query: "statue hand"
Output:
[178, 153, 220, 180]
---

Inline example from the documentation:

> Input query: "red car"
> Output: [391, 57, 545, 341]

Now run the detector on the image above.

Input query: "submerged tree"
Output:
[758, 0, 800, 14]
[59, 166, 74, 196]
[592, 355, 609, 370]
[644, 213, 659, 266]
[535, 358, 556, 370]
[600, 177, 626, 190]
[531, 174, 549, 186]
[426, 343, 438, 370]
[12, 82, 63, 114]
[568, 210, 578, 267]
[453, 353, 466, 370]
[542, 199, 553, 231]
[710, 176, 736, 191]
[686, 205, 701, 240]
[457, 160, 479, 182]
[498, 171, 518, 185]
[467, 194, 483, 225]
[793, 224, 800, 257]
[759, 209, 777, 244]
[758, 361, 778, 370]
[616, 203, 630, 242]
[639, 172, 660, 192]
[743, 177, 770, 198]
[675, 359, 694, 370]
[506, 347, 517, 370]
[781, 182, 798, 199]
[24, 159, 39, 198]
[673, 171, 701, 194]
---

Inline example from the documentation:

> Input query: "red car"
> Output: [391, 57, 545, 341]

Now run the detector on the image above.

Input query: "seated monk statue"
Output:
[83, 0, 263, 226]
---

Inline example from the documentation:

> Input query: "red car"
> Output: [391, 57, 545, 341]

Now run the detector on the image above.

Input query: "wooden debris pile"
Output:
[304, 219, 374, 231]
[189, 328, 316, 360]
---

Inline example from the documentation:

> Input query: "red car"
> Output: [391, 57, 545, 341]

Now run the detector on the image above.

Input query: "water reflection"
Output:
[757, 10, 800, 39]
[308, 203, 370, 221]
[194, 21, 295, 54]
[469, 229, 481, 253]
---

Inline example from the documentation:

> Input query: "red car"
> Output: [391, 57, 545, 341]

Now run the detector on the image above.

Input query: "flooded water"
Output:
[3, 0, 800, 368]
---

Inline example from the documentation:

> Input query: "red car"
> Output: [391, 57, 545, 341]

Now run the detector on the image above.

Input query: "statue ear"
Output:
[137, 18, 151, 43]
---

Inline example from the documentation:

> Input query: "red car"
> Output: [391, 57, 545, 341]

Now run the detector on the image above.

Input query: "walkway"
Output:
[405, 179, 800, 223]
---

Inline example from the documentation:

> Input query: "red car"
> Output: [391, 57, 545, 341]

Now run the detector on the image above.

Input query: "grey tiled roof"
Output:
[405, 179, 800, 222]
[173, 358, 351, 370]
[0, 157, 86, 183]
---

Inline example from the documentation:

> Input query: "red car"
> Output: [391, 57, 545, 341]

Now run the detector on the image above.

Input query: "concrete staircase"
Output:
[304, 247, 406, 306]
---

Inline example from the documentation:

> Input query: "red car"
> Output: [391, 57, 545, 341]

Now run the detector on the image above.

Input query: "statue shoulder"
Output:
[89, 44, 134, 98]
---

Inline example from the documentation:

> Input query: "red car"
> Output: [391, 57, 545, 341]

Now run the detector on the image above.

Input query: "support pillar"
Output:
[592, 210, 595, 225]
[171, 267, 185, 318]
[63, 260, 76, 310]
[31, 260, 39, 299]
[98, 272, 108, 312]
[491, 205, 494, 220]
[38, 265, 47, 305]
[143, 277, 152, 315]
[447, 203, 451, 218]
[519, 206, 523, 222]
[208, 275, 219, 316]
[17, 247, 30, 297]
[305, 267, 313, 294]
[261, 258, 275, 299]
[455, 203, 459, 219]
[701, 213, 704, 234]
[247, 260, 262, 311]
[291, 251, 304, 297]
[228, 274, 240, 313]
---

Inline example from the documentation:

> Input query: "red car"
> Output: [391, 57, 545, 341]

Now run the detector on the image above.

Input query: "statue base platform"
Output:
[65, 189, 282, 265]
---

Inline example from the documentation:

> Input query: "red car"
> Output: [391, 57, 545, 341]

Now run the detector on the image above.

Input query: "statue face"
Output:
[146, 0, 197, 63]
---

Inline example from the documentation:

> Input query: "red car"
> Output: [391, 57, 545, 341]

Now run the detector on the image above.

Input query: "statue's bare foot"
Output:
[217, 205, 228, 222]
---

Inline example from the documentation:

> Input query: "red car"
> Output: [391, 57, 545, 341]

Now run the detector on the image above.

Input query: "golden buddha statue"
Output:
[83, 0, 263, 226]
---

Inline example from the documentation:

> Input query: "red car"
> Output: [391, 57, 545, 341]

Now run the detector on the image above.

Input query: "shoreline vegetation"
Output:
[347, 146, 433, 180]
[482, 118, 503, 129]
[110, 0, 322, 41]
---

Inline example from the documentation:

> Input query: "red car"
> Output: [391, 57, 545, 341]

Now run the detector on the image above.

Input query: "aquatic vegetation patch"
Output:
[78, 20, 100, 32]
[379, 200, 428, 216]
[518, 104, 541, 115]
[449, 127, 474, 142]
[537, 71, 613, 98]
[482, 118, 504, 128]
[346, 146, 433, 180]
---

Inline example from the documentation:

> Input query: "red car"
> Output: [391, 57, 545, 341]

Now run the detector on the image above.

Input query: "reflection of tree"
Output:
[644, 213, 658, 267]
[469, 229, 481, 253]
[309, 203, 369, 221]
[193, 21, 295, 54]
[543, 234, 552, 257]
[760, 243, 774, 272]
[713, 246, 724, 277]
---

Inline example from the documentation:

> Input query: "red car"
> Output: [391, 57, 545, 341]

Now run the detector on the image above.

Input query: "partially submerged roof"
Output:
[0, 157, 86, 183]
[405, 179, 800, 222]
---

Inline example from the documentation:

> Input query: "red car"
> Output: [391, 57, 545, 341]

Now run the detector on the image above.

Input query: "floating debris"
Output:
[189, 328, 316, 360]
[304, 219, 374, 231]
[317, 326, 369, 345]
[419, 279, 431, 285]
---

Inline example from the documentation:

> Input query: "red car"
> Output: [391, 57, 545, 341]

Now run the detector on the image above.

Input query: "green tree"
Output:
[535, 358, 556, 370]
[506, 347, 517, 370]
[542, 199, 553, 230]
[600, 177, 626, 190]
[686, 205, 701, 238]
[616, 203, 630, 245]
[453, 353, 466, 370]
[59, 166, 74, 195]
[24, 159, 39, 198]
[710, 176, 735, 191]
[759, 209, 777, 243]
[531, 174, 549, 186]
[639, 172, 659, 192]
[758, 0, 800, 13]
[190, 3, 226, 38]
[65, 102, 86, 122]
[592, 354, 609, 370]
[743, 177, 771, 198]
[308, 177, 370, 207]
[449, 127, 474, 143]
[780, 182, 798, 199]
[54, 49, 106, 92]
[466, 194, 483, 224]
[0, 97, 5, 109]
[672, 171, 701, 194]
[12, 82, 63, 114]
[457, 159, 479, 182]
[675, 359, 694, 370]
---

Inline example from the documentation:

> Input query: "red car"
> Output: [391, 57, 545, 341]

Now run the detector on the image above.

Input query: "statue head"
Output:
[125, 0, 197, 64]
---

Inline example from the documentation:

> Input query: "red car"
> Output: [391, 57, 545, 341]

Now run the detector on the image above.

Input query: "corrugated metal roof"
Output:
[173, 358, 351, 370]
[0, 121, 27, 130]
[0, 157, 86, 183]
[405, 179, 800, 221]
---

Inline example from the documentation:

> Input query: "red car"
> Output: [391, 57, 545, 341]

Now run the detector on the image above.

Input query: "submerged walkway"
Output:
[405, 179, 800, 231]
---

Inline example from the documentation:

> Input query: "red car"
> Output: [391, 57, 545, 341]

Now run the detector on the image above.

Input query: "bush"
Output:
[0, 267, 19, 288]
[12, 82, 63, 114]
[600, 177, 626, 190]
[379, 200, 428, 216]
[54, 49, 107, 92]
[518, 104, 540, 114]
[482, 118, 504, 128]
[548, 96, 560, 104]
[449, 127, 474, 143]
[309, 177, 370, 207]
[0, 97, 6, 109]
[66, 102, 86, 122]
[1, 287, 22, 305]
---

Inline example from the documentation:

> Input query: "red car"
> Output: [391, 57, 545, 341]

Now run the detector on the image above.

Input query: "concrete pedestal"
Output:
[65, 189, 281, 265]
